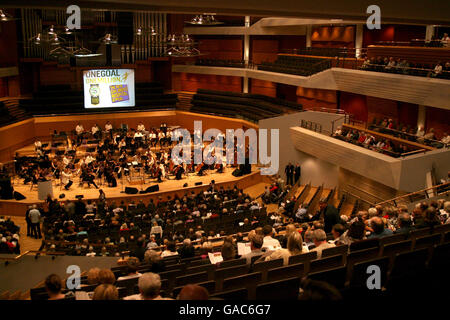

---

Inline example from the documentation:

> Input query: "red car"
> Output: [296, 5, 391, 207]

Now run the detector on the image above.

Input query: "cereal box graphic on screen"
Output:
[109, 84, 130, 103]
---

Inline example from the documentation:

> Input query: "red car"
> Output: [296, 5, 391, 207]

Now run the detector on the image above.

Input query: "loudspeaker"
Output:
[146, 185, 159, 193]
[125, 187, 139, 194]
[232, 169, 242, 177]
[195, 182, 202, 186]
[183, 183, 188, 188]
[75, 195, 84, 199]
[0, 178, 13, 199]
[13, 191, 26, 200]
[59, 194, 66, 199]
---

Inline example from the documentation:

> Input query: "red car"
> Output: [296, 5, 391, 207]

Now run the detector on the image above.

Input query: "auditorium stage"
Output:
[0, 167, 264, 216]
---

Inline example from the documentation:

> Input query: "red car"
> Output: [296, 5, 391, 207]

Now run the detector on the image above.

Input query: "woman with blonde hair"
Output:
[92, 284, 119, 300]
[264, 231, 304, 265]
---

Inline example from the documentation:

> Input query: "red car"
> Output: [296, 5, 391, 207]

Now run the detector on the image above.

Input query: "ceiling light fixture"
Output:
[0, 9, 19, 22]
[185, 13, 223, 26]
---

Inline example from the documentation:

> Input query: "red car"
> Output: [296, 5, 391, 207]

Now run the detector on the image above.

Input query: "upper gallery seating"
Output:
[258, 55, 332, 76]
[0, 101, 16, 126]
[19, 83, 178, 115]
[195, 59, 247, 68]
[360, 57, 450, 79]
[191, 89, 303, 122]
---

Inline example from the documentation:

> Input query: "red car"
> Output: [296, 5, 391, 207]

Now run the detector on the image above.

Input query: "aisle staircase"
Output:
[175, 91, 195, 110]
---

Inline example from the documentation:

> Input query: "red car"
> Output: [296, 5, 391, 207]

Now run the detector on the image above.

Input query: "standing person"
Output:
[25, 205, 32, 236]
[294, 163, 301, 184]
[285, 162, 294, 186]
[61, 168, 73, 190]
[29, 204, 42, 239]
[318, 199, 340, 234]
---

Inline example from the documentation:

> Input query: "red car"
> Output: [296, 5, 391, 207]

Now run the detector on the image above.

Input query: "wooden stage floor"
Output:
[1, 166, 264, 216]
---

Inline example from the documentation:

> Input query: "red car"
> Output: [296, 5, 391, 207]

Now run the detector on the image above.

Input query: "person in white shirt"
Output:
[75, 123, 84, 135]
[441, 132, 450, 145]
[429, 61, 443, 77]
[264, 231, 306, 265]
[310, 229, 336, 259]
[61, 168, 73, 190]
[91, 124, 100, 138]
[117, 257, 142, 281]
[158, 131, 165, 146]
[441, 33, 450, 47]
[134, 131, 144, 139]
[29, 205, 42, 239]
[416, 125, 425, 139]
[85, 154, 95, 165]
[137, 122, 146, 132]
[124, 272, 172, 300]
[34, 139, 42, 151]
[160, 241, 178, 258]
[75, 123, 84, 144]
[261, 225, 281, 250]
[105, 121, 113, 132]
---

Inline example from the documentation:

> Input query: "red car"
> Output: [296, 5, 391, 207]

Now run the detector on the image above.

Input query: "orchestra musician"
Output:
[80, 166, 99, 189]
[61, 167, 73, 190]
[75, 122, 84, 144]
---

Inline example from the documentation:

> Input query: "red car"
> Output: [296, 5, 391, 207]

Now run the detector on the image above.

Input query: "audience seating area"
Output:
[360, 57, 450, 79]
[195, 59, 247, 68]
[0, 101, 16, 126]
[258, 55, 332, 76]
[191, 89, 303, 122]
[19, 83, 178, 115]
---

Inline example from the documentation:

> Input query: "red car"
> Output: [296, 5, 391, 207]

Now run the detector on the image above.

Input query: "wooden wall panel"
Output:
[339, 92, 368, 122]
[198, 37, 243, 60]
[0, 10, 18, 67]
[174, 72, 242, 93]
[311, 26, 355, 48]
[0, 119, 36, 162]
[251, 38, 279, 64]
[296, 87, 337, 110]
[250, 79, 276, 97]
[366, 96, 398, 124]
[426, 106, 450, 139]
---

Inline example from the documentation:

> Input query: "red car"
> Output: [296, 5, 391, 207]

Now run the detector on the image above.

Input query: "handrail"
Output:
[0, 250, 66, 261]
[376, 182, 450, 206]
[343, 190, 376, 207]
[347, 184, 385, 202]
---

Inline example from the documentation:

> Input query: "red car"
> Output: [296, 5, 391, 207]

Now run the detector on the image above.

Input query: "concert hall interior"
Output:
[0, 0, 449, 303]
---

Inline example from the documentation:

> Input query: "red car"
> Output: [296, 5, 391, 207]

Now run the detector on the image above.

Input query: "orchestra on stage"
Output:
[13, 122, 240, 192]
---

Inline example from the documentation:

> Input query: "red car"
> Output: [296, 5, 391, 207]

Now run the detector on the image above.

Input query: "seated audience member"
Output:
[441, 132, 450, 144]
[367, 217, 393, 238]
[45, 274, 71, 300]
[177, 238, 195, 259]
[261, 225, 281, 250]
[242, 234, 264, 265]
[177, 284, 209, 300]
[98, 269, 116, 284]
[161, 241, 178, 258]
[92, 284, 119, 300]
[428, 61, 443, 77]
[117, 257, 142, 281]
[310, 229, 335, 259]
[330, 224, 347, 245]
[75, 268, 100, 300]
[394, 213, 414, 234]
[221, 241, 237, 261]
[124, 272, 172, 300]
[298, 279, 342, 301]
[264, 231, 304, 265]
[144, 249, 165, 273]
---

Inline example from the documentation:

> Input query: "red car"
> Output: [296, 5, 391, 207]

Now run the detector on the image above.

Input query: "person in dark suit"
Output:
[177, 238, 195, 259]
[294, 163, 301, 184]
[318, 199, 340, 233]
[285, 162, 294, 186]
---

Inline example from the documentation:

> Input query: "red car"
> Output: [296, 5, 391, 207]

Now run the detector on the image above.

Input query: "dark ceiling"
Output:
[1, 0, 450, 25]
